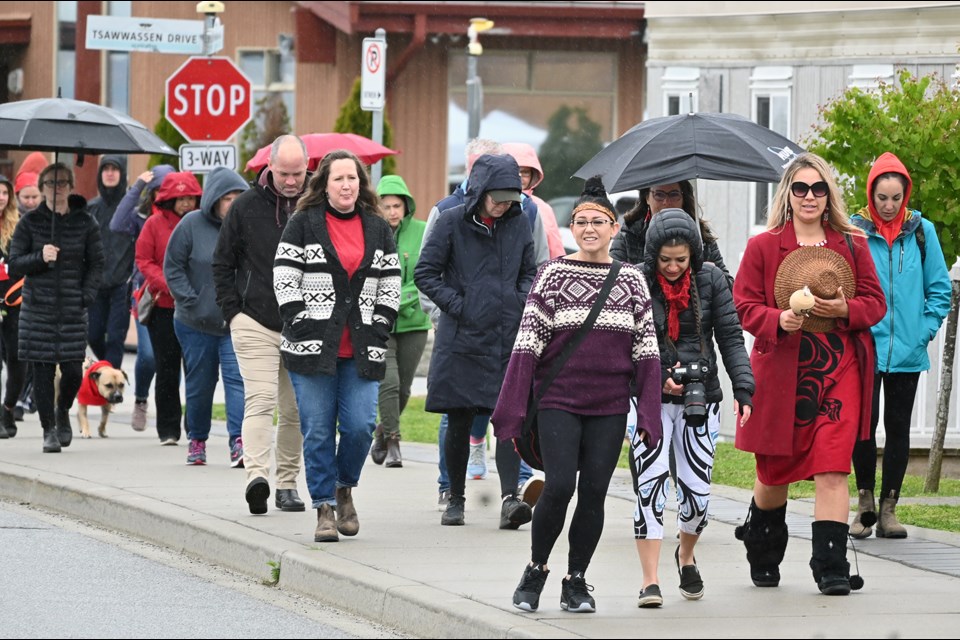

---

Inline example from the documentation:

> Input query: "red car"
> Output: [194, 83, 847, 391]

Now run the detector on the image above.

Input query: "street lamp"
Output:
[466, 18, 494, 141]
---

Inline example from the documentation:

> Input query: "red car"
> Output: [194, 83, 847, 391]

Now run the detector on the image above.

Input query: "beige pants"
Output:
[230, 313, 302, 489]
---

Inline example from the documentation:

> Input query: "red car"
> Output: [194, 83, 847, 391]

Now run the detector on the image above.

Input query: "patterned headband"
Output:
[572, 202, 616, 222]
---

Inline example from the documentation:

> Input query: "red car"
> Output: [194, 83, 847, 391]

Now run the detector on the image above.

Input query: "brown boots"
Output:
[315, 504, 338, 542]
[849, 489, 876, 539]
[370, 424, 387, 465]
[335, 486, 359, 536]
[876, 490, 908, 538]
[385, 435, 402, 468]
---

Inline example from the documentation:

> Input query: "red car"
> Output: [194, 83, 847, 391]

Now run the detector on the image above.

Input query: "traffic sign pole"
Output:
[362, 30, 387, 185]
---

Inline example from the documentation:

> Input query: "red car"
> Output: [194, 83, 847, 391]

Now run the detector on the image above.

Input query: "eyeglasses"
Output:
[41, 179, 71, 188]
[572, 219, 614, 229]
[790, 181, 829, 198]
[651, 190, 682, 203]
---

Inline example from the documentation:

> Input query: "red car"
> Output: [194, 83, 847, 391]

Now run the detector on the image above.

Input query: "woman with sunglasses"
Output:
[493, 177, 661, 614]
[732, 153, 885, 595]
[8, 163, 104, 452]
[848, 153, 951, 540]
[611, 181, 730, 284]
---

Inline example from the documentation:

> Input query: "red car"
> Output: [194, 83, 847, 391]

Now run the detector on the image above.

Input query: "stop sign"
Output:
[165, 56, 252, 142]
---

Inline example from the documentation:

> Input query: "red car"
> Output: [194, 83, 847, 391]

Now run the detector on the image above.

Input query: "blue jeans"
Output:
[88, 284, 132, 369]
[174, 320, 244, 442]
[132, 294, 155, 401]
[436, 413, 532, 492]
[289, 359, 379, 508]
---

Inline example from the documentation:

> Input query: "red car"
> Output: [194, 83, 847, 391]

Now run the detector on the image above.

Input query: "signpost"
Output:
[165, 56, 252, 142]
[179, 143, 237, 173]
[361, 30, 387, 184]
[86, 15, 222, 55]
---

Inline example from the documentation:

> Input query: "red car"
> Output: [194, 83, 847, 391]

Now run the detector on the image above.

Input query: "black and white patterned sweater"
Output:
[274, 206, 400, 379]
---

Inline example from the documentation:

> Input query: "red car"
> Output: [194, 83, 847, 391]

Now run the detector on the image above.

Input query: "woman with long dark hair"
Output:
[274, 150, 399, 543]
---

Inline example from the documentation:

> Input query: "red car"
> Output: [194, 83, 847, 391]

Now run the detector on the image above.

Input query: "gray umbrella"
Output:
[0, 97, 176, 157]
[575, 112, 805, 192]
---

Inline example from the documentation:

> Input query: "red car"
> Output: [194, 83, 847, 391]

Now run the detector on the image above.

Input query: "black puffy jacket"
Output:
[8, 197, 104, 362]
[642, 209, 753, 406]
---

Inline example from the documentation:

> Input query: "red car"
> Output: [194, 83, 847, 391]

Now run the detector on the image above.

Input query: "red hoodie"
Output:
[866, 152, 913, 247]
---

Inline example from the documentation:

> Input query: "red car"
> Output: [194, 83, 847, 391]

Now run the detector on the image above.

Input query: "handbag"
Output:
[134, 283, 156, 325]
[514, 260, 622, 470]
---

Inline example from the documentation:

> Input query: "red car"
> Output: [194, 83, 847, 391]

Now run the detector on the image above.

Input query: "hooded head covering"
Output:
[155, 171, 202, 211]
[376, 174, 416, 216]
[865, 151, 913, 247]
[97, 154, 128, 206]
[502, 142, 544, 192]
[199, 167, 249, 224]
[643, 208, 704, 274]
[464, 154, 523, 219]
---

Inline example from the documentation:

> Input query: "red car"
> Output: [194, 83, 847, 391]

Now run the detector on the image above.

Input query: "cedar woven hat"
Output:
[774, 246, 855, 333]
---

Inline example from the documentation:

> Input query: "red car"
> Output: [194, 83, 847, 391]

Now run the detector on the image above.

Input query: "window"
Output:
[238, 48, 296, 129]
[750, 67, 792, 227]
[105, 2, 132, 113]
[849, 64, 894, 91]
[56, 1, 77, 99]
[662, 67, 699, 116]
[447, 50, 617, 187]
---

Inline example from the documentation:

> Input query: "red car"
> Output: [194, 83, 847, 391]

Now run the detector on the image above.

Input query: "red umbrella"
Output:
[245, 133, 398, 173]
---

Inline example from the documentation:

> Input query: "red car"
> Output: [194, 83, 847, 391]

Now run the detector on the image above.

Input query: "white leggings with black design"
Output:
[632, 402, 720, 540]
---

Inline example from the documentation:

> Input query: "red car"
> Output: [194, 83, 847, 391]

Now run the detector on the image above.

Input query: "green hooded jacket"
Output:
[377, 175, 431, 333]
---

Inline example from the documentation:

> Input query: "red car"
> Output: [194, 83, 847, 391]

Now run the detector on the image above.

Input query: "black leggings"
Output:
[447, 408, 524, 498]
[32, 361, 82, 430]
[531, 409, 625, 575]
[0, 308, 26, 408]
[852, 371, 921, 496]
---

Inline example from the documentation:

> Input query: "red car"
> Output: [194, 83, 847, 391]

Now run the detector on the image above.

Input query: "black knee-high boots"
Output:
[810, 520, 864, 595]
[735, 499, 789, 587]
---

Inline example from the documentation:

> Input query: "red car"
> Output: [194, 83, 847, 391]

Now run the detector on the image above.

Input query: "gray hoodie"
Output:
[163, 167, 248, 335]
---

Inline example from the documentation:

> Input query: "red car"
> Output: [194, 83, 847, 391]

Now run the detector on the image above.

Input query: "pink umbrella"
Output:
[245, 133, 398, 173]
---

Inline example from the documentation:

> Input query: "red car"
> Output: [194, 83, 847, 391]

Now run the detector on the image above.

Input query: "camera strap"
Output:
[524, 260, 622, 429]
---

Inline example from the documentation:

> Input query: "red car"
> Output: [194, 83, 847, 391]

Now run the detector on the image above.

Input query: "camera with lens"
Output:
[671, 361, 709, 427]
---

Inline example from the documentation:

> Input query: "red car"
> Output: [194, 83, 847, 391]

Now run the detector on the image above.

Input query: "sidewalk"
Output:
[1, 396, 959, 638]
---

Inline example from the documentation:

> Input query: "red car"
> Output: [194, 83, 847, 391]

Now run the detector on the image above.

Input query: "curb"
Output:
[0, 461, 577, 639]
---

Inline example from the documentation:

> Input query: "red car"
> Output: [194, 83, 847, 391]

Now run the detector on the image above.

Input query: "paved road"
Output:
[0, 501, 404, 638]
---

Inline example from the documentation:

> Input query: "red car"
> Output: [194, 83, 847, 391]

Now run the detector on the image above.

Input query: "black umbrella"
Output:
[0, 97, 176, 157]
[575, 112, 805, 192]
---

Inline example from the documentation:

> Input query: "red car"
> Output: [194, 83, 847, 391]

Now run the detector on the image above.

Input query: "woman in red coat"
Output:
[732, 153, 885, 596]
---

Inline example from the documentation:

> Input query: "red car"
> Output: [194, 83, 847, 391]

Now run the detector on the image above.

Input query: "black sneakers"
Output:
[499, 496, 533, 530]
[441, 495, 465, 526]
[513, 563, 550, 612]
[560, 572, 596, 613]
[676, 546, 704, 600]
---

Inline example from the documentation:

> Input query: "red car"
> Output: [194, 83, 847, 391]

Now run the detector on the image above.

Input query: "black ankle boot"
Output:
[42, 426, 61, 453]
[810, 520, 855, 595]
[1, 405, 16, 438]
[56, 407, 73, 448]
[735, 498, 788, 587]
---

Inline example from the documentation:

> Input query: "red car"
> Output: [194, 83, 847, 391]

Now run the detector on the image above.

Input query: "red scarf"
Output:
[657, 270, 691, 341]
[875, 207, 905, 247]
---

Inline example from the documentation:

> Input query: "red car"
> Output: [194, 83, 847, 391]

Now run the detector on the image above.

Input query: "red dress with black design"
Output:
[756, 330, 861, 485]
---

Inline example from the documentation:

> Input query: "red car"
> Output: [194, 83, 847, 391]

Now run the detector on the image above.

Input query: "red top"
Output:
[135, 207, 184, 308]
[326, 211, 365, 358]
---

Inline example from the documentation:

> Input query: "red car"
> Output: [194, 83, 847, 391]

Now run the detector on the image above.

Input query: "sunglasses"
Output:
[790, 181, 829, 198]
[651, 190, 682, 202]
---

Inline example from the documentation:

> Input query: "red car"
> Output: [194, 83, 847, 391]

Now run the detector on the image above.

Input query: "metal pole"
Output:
[371, 28, 386, 185]
[466, 55, 481, 141]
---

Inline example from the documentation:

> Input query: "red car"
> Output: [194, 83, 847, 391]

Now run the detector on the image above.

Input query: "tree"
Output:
[333, 77, 396, 176]
[237, 93, 292, 181]
[536, 105, 604, 201]
[149, 97, 188, 169]
[804, 69, 960, 491]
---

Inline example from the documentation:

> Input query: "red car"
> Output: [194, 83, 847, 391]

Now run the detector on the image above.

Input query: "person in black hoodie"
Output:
[213, 134, 307, 515]
[86, 155, 131, 369]
[8, 162, 104, 453]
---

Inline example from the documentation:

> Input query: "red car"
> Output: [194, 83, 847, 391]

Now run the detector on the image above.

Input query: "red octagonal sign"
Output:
[165, 56, 252, 142]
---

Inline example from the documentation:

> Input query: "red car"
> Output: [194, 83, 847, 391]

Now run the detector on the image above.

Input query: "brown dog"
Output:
[76, 358, 128, 438]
